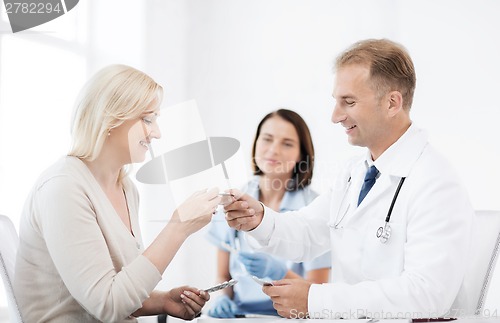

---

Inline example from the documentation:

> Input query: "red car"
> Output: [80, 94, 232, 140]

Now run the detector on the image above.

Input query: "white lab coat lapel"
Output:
[328, 161, 362, 283]
[345, 126, 429, 227]
[331, 125, 430, 283]
[328, 161, 357, 229]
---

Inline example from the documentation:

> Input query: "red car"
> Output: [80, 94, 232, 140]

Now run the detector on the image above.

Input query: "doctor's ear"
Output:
[386, 91, 403, 117]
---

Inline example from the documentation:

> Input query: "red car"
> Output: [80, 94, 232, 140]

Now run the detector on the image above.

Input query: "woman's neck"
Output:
[258, 175, 289, 212]
[81, 156, 122, 192]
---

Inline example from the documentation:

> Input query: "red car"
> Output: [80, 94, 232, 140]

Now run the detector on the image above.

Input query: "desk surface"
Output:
[198, 319, 410, 323]
[196, 318, 500, 323]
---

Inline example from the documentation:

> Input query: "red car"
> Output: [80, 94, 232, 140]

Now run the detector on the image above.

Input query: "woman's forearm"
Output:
[132, 291, 167, 317]
[142, 222, 189, 274]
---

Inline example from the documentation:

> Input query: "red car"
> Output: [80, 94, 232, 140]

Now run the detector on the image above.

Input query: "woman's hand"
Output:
[143, 188, 220, 274]
[169, 187, 221, 237]
[164, 286, 210, 320]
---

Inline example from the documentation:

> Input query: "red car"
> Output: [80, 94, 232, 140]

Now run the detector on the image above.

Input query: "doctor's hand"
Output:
[224, 189, 264, 231]
[263, 279, 312, 318]
[238, 251, 287, 280]
[207, 294, 239, 318]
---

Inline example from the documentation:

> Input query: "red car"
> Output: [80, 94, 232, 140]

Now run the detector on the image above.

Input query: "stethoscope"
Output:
[376, 177, 406, 243]
[334, 175, 406, 244]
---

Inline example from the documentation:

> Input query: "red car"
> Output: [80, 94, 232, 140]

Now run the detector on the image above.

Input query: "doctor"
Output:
[224, 39, 474, 319]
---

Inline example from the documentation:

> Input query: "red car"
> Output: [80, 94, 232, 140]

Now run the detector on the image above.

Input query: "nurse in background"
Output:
[206, 109, 330, 318]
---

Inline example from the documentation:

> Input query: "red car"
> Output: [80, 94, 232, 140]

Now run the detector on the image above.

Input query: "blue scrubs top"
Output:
[206, 176, 331, 316]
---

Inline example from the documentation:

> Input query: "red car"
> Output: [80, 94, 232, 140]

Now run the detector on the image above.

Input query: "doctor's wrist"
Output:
[257, 201, 265, 218]
[248, 202, 265, 231]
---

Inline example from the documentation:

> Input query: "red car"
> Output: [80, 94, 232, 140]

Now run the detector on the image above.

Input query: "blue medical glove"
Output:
[207, 294, 239, 318]
[238, 251, 288, 280]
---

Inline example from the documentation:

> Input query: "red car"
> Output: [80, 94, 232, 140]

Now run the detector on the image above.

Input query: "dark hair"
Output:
[251, 109, 314, 190]
[335, 38, 416, 110]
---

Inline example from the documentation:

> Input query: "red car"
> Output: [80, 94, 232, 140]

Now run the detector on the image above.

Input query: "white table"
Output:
[195, 317, 500, 323]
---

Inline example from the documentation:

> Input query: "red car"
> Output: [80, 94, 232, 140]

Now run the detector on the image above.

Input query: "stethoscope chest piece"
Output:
[376, 223, 391, 244]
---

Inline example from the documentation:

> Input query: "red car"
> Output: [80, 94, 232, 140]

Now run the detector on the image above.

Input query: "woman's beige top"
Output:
[14, 156, 162, 322]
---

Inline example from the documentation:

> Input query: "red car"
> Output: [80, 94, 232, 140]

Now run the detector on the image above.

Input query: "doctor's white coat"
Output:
[248, 125, 474, 319]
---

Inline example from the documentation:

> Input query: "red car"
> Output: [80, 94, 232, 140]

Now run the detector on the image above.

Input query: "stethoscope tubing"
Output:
[385, 177, 406, 223]
[335, 174, 407, 244]
[376, 176, 406, 243]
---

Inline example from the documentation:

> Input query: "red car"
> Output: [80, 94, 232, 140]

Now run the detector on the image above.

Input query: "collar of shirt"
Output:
[338, 124, 429, 215]
[365, 123, 428, 178]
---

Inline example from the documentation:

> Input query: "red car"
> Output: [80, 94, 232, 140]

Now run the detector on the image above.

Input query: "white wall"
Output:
[1, 0, 499, 316]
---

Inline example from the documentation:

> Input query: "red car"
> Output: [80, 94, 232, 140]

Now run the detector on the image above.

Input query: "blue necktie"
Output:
[358, 165, 379, 206]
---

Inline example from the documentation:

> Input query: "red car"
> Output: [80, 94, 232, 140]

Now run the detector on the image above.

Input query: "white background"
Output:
[1, 0, 499, 317]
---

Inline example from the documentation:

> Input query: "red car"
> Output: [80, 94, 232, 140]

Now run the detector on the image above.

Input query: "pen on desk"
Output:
[235, 314, 281, 318]
[412, 319, 457, 322]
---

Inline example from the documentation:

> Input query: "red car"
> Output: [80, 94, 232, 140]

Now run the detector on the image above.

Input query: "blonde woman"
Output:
[14, 65, 220, 322]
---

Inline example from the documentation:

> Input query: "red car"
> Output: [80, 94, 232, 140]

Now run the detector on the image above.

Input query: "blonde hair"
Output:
[68, 64, 163, 179]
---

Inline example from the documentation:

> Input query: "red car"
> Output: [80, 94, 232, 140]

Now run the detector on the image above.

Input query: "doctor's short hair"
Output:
[68, 64, 163, 162]
[334, 38, 416, 110]
[251, 108, 315, 191]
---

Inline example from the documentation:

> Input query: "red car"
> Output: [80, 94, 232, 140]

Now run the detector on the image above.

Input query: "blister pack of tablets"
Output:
[251, 275, 273, 286]
[203, 278, 238, 293]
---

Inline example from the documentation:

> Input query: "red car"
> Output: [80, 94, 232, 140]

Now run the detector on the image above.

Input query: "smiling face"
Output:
[254, 116, 301, 179]
[331, 64, 393, 158]
[108, 103, 161, 164]
[130, 109, 161, 163]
